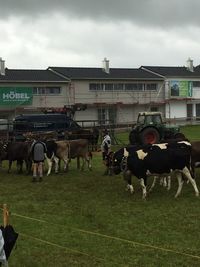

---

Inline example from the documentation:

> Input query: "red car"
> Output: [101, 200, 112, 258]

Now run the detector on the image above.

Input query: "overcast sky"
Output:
[1, 0, 200, 69]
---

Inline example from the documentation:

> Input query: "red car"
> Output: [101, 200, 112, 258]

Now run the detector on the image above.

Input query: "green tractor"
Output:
[129, 112, 184, 145]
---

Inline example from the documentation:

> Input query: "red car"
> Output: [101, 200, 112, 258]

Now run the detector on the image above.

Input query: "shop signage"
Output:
[170, 81, 193, 97]
[0, 87, 33, 106]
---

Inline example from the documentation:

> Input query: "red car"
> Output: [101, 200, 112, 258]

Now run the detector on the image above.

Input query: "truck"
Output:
[129, 112, 184, 145]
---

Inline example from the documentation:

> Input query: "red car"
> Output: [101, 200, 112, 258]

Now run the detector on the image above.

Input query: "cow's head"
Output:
[0, 142, 8, 162]
[104, 151, 113, 167]
[112, 148, 129, 175]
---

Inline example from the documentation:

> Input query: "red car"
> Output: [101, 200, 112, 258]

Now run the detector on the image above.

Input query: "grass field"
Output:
[1, 126, 200, 266]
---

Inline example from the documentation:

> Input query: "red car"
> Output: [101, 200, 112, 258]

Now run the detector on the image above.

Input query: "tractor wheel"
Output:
[140, 128, 160, 145]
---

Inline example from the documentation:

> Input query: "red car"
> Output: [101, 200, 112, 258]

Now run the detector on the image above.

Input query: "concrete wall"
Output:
[168, 102, 187, 119]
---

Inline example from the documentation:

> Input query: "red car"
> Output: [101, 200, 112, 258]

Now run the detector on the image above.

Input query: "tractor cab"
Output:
[137, 112, 163, 125]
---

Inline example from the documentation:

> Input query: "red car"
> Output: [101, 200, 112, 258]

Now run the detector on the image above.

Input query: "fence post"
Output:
[3, 204, 9, 227]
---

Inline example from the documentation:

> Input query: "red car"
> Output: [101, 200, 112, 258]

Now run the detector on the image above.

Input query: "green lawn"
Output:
[1, 126, 200, 266]
[180, 125, 200, 141]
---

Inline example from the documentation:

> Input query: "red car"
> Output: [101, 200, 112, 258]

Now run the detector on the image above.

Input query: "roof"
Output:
[3, 65, 200, 82]
[0, 68, 68, 83]
[48, 67, 163, 80]
[141, 66, 200, 78]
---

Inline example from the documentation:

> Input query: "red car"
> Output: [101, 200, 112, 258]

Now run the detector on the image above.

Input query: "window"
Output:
[113, 83, 123, 90]
[98, 108, 106, 125]
[193, 81, 200, 87]
[38, 88, 46, 95]
[105, 84, 113, 91]
[46, 87, 61, 94]
[33, 87, 38, 94]
[89, 82, 158, 91]
[89, 84, 104, 91]
[146, 84, 157, 90]
[187, 104, 193, 120]
[125, 83, 143, 91]
[150, 107, 158, 112]
[97, 107, 116, 125]
[33, 87, 61, 95]
[196, 104, 200, 119]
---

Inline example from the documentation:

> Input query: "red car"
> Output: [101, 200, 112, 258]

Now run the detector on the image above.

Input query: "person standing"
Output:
[101, 129, 111, 161]
[30, 135, 47, 182]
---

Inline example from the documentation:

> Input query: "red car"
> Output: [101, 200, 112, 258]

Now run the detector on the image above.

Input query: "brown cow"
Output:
[68, 139, 92, 171]
[45, 139, 92, 176]
[64, 127, 99, 151]
[0, 141, 32, 173]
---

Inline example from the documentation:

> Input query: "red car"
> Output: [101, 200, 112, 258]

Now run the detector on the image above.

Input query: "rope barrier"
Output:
[0, 208, 121, 266]
[10, 211, 200, 261]
[19, 232, 106, 263]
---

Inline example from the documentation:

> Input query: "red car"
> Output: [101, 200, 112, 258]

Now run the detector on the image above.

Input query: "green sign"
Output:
[0, 87, 33, 106]
[170, 81, 193, 97]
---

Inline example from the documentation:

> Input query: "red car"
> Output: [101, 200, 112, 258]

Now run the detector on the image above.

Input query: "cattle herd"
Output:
[0, 132, 200, 200]
[105, 138, 200, 199]
[0, 138, 92, 176]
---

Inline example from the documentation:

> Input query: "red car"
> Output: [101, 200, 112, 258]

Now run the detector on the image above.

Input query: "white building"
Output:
[142, 58, 200, 121]
[1, 57, 200, 126]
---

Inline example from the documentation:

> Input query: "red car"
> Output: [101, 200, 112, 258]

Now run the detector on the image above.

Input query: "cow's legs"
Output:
[24, 159, 32, 175]
[77, 157, 80, 170]
[54, 157, 61, 173]
[149, 175, 171, 192]
[182, 167, 199, 197]
[140, 178, 147, 199]
[16, 160, 23, 174]
[126, 183, 134, 193]
[85, 154, 92, 171]
[167, 175, 171, 191]
[149, 176, 157, 192]
[124, 171, 134, 193]
[8, 160, 12, 173]
[175, 173, 184, 198]
[46, 157, 53, 176]
[62, 156, 70, 172]
[80, 155, 92, 171]
[162, 177, 167, 187]
[80, 157, 85, 171]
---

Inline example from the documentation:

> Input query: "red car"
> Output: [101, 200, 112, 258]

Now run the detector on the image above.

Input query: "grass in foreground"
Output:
[1, 125, 200, 266]
[0, 152, 200, 266]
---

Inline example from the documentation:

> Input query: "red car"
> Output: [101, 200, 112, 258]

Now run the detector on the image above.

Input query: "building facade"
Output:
[49, 64, 165, 125]
[142, 58, 200, 121]
[1, 57, 200, 127]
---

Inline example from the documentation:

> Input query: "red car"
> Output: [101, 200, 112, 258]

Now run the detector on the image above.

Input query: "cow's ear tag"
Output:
[124, 148, 129, 157]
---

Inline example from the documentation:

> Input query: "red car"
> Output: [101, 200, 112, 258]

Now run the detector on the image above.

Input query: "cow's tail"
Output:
[88, 151, 93, 159]
[187, 142, 195, 179]
[190, 154, 195, 179]
[67, 141, 71, 162]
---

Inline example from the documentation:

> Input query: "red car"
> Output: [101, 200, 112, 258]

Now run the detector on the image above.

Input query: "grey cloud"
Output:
[1, 0, 200, 28]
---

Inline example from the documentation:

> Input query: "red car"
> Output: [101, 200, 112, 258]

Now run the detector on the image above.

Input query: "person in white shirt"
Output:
[101, 129, 111, 161]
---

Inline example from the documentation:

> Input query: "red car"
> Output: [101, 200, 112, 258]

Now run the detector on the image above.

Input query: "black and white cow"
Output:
[112, 141, 199, 199]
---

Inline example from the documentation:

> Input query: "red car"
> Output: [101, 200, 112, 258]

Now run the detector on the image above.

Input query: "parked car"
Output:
[12, 113, 87, 141]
